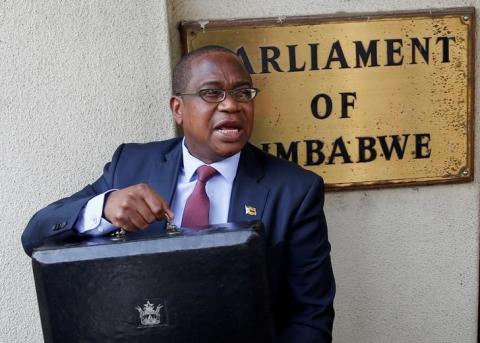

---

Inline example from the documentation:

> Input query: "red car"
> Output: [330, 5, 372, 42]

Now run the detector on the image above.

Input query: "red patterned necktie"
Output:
[181, 165, 218, 229]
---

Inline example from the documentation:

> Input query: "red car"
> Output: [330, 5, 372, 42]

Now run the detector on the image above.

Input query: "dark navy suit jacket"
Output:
[22, 137, 335, 342]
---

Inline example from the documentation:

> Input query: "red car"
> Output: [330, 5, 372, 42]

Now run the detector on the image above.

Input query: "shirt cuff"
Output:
[74, 190, 117, 236]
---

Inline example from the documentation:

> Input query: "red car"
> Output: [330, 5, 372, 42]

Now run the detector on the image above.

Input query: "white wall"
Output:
[0, 1, 174, 341]
[1, 0, 478, 342]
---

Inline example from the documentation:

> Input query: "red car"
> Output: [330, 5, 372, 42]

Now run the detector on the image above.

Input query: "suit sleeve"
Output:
[279, 176, 335, 343]
[21, 144, 125, 256]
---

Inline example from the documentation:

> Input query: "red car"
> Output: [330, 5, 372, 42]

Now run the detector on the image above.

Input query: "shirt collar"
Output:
[181, 138, 240, 184]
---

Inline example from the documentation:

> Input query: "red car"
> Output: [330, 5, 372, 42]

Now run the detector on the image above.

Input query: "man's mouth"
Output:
[214, 122, 243, 140]
[218, 127, 239, 134]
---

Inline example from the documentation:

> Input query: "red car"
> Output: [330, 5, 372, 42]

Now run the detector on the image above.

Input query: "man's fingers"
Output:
[134, 197, 157, 224]
[149, 202, 174, 222]
[129, 210, 150, 230]
[111, 215, 139, 232]
[142, 185, 175, 221]
[104, 183, 175, 231]
[164, 208, 175, 221]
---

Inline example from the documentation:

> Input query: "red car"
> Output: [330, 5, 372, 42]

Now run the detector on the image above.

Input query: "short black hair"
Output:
[172, 45, 245, 94]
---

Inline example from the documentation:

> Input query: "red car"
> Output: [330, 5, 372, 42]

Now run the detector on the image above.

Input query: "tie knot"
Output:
[196, 165, 217, 183]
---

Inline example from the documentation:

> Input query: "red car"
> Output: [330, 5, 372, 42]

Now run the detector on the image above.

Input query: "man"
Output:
[22, 46, 335, 342]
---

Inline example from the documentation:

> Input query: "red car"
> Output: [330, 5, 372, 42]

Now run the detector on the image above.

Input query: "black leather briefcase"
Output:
[32, 221, 273, 343]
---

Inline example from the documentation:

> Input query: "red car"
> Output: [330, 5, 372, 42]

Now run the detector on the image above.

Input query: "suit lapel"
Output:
[228, 144, 269, 223]
[148, 140, 183, 206]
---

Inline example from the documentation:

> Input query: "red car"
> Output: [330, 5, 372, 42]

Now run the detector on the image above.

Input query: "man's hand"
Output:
[103, 183, 174, 232]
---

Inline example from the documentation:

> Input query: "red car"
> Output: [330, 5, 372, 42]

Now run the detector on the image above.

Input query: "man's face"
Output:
[171, 52, 254, 164]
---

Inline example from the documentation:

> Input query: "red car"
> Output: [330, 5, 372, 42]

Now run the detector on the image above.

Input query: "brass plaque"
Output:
[180, 8, 475, 190]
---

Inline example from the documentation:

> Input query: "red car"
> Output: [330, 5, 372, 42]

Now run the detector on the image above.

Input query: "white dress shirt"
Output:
[75, 140, 240, 235]
[171, 141, 240, 227]
[74, 190, 117, 236]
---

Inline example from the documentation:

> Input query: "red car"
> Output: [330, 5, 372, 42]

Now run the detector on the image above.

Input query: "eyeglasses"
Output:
[175, 87, 259, 103]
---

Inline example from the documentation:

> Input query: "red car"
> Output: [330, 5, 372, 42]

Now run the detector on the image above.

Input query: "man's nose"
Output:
[217, 92, 241, 112]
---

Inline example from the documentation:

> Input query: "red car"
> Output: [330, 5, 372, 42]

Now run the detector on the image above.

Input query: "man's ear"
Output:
[170, 96, 183, 125]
